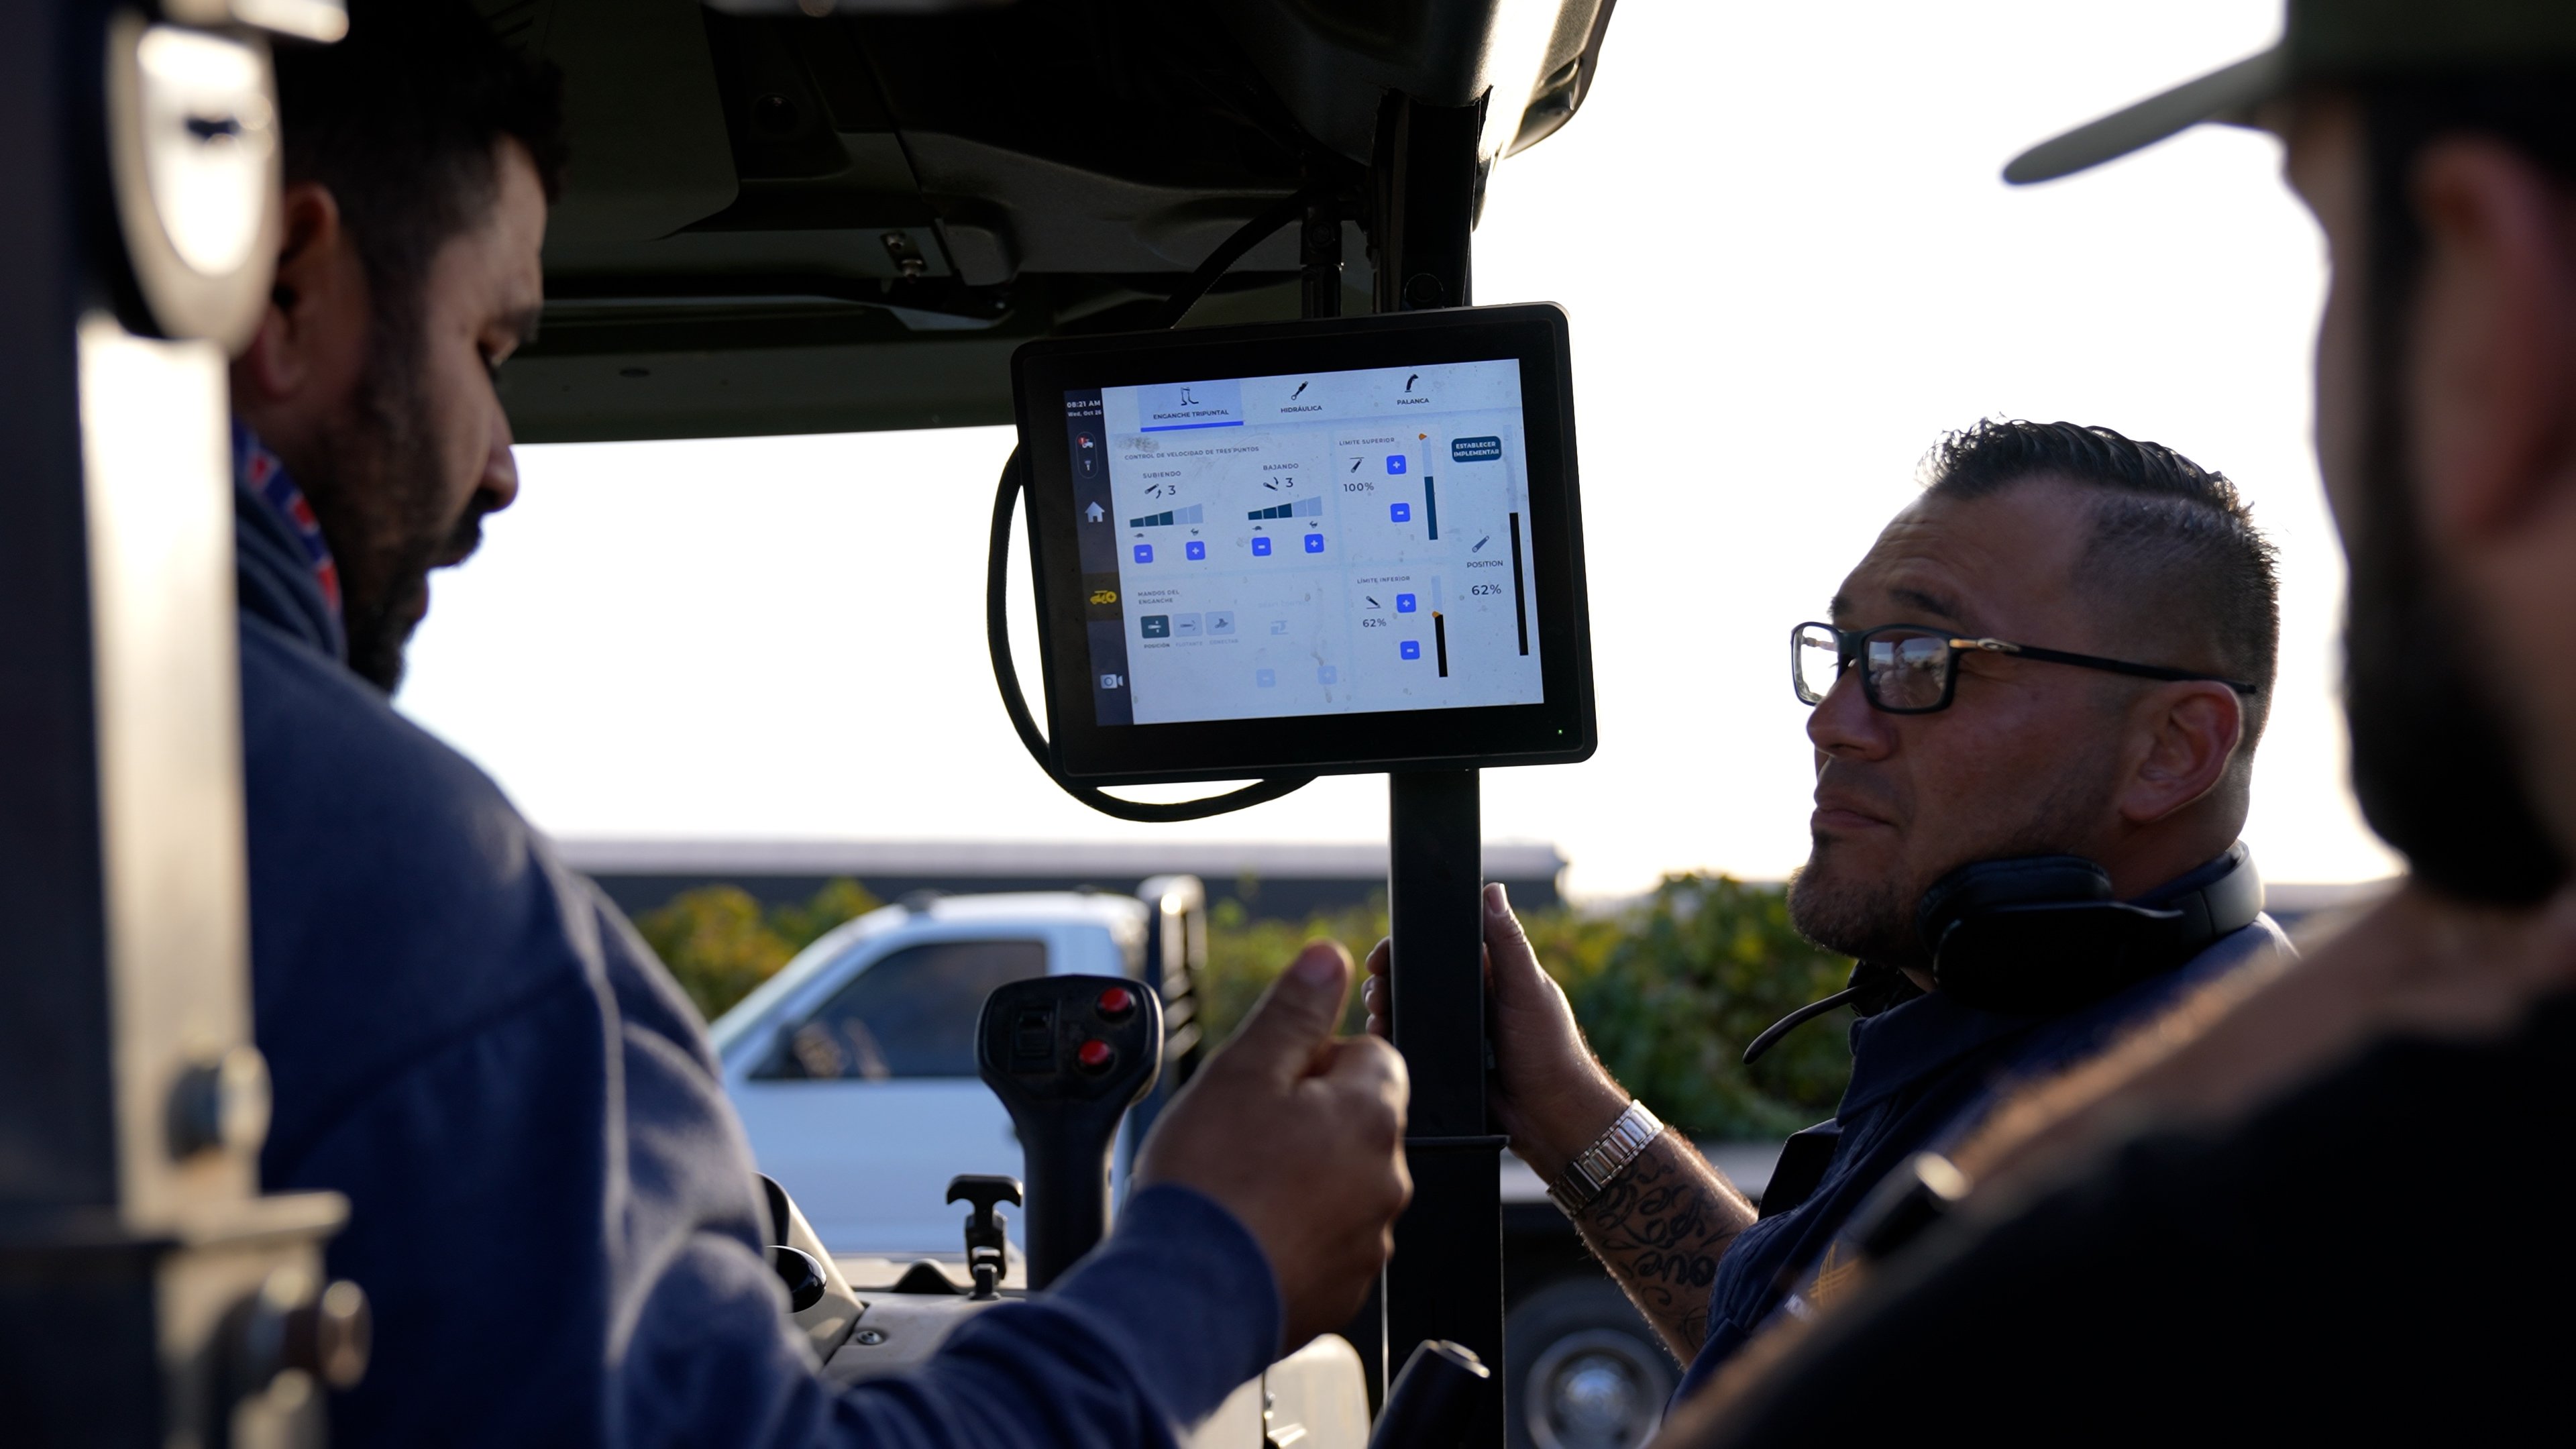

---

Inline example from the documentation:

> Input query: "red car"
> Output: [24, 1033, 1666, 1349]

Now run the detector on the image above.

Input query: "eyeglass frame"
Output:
[1791, 620, 2262, 715]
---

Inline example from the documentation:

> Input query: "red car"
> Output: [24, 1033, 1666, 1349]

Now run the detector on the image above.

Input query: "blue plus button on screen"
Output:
[1386, 455, 1407, 475]
[1133, 543, 1153, 564]
[1251, 536, 1272, 557]
[1304, 534, 1325, 553]
[1390, 502, 1411, 523]
[1400, 641, 1421, 661]
[1396, 594, 1417, 613]
[1185, 540, 1207, 560]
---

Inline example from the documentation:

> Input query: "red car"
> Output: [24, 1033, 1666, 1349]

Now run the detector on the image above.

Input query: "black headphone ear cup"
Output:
[1919, 856, 2121, 1014]
[1916, 855, 2114, 951]
[1933, 906, 2174, 1012]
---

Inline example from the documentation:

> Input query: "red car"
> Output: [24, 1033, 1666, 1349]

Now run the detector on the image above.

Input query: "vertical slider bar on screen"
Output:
[1508, 511, 1529, 656]
[1424, 476, 1438, 540]
[1434, 612, 1448, 677]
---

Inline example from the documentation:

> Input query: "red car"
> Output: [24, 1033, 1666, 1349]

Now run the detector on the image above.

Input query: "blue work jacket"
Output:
[232, 435, 1279, 1446]
[1672, 855, 2294, 1403]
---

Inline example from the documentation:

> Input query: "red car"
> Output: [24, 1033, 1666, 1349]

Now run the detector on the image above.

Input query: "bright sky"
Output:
[398, 0, 2404, 900]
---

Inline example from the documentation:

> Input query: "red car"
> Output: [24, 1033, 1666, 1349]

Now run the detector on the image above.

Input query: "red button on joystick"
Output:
[1076, 1039, 1115, 1073]
[1095, 986, 1136, 1021]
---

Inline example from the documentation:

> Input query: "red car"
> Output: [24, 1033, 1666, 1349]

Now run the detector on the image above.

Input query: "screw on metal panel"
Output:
[225, 1268, 372, 1404]
[881, 231, 927, 279]
[1403, 273, 1444, 309]
[855, 1328, 888, 1346]
[286, 1280, 373, 1388]
[168, 1044, 272, 1159]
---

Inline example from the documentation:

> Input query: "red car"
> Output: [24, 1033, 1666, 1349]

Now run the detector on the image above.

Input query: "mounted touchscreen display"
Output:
[1012, 305, 1593, 785]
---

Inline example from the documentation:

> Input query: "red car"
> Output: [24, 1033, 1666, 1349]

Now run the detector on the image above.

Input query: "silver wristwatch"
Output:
[1546, 1100, 1665, 1216]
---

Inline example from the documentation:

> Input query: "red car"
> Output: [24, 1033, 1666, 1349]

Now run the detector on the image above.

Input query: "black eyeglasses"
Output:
[1791, 621, 2261, 715]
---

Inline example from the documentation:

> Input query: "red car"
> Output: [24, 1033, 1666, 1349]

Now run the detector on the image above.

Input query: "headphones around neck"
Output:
[1917, 842, 2262, 1014]
[1742, 843, 2261, 1065]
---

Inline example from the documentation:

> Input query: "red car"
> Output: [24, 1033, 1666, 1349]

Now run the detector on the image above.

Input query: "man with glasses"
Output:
[1368, 416, 2294, 1401]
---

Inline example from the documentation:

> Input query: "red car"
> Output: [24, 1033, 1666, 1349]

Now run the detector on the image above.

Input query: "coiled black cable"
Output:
[984, 190, 1326, 822]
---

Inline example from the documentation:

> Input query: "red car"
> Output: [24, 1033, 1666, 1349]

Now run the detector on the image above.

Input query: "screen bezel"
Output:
[1011, 303, 1596, 786]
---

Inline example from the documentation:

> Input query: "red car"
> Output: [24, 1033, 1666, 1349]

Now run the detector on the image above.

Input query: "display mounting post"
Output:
[1374, 89, 1506, 1448]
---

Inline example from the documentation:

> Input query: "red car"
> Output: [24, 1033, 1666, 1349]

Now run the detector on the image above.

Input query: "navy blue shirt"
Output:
[1671, 861, 2294, 1402]
[233, 439, 1281, 1446]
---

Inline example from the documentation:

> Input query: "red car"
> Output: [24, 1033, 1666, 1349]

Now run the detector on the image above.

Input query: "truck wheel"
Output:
[1504, 1278, 1675, 1449]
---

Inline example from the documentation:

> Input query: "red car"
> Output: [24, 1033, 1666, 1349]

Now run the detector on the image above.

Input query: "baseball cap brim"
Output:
[2002, 46, 2290, 186]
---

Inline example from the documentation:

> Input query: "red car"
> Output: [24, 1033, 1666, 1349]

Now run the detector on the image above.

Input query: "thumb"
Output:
[1222, 941, 1353, 1083]
[1483, 883, 1548, 1004]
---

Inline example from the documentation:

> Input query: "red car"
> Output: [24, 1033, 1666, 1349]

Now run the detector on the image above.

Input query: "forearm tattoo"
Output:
[1573, 1135, 1754, 1359]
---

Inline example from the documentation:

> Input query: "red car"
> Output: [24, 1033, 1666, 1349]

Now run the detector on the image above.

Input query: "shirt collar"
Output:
[1835, 846, 2258, 1116]
[231, 422, 341, 620]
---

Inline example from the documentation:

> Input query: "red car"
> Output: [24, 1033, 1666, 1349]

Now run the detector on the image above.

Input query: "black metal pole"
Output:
[1385, 769, 1504, 1442]
[1371, 89, 1506, 1448]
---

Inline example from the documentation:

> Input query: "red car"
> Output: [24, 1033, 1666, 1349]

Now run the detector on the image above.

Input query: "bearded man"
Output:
[1366, 416, 2294, 1400]
[229, 5, 1412, 1445]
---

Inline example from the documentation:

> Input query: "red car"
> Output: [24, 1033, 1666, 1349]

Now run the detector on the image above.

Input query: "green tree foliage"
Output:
[1199, 897, 1389, 1039]
[635, 878, 883, 1023]
[1197, 875, 1853, 1142]
[1554, 875, 1854, 1139]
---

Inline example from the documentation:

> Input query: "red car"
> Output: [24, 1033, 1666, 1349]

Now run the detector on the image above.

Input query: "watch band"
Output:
[1546, 1100, 1666, 1216]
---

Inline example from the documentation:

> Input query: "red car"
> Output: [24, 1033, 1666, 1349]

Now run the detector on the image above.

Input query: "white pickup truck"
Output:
[708, 878, 1775, 1449]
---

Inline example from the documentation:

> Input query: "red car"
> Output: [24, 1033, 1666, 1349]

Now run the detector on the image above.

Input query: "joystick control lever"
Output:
[1367, 1340, 1491, 1449]
[975, 976, 1163, 1289]
[946, 1174, 1022, 1300]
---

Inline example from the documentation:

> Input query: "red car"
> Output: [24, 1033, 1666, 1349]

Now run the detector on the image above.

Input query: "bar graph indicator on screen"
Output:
[1247, 497, 1322, 521]
[1128, 504, 1204, 528]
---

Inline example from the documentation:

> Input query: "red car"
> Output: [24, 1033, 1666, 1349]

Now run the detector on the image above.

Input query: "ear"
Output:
[230, 182, 361, 406]
[2406, 137, 2576, 543]
[2118, 682, 2243, 826]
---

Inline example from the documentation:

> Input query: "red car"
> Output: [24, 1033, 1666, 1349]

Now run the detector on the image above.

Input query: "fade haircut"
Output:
[1919, 419, 2282, 756]
[272, 0, 567, 323]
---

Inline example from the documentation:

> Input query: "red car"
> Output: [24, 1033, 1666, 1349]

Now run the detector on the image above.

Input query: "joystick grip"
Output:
[975, 976, 1163, 1289]
[1368, 1340, 1490, 1449]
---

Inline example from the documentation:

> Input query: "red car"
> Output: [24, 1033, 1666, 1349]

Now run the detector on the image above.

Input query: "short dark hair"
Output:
[1920, 419, 2282, 753]
[272, 0, 567, 312]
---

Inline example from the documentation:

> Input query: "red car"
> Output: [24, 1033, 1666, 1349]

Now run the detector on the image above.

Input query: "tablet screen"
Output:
[1064, 359, 1544, 728]
[1014, 303, 1592, 784]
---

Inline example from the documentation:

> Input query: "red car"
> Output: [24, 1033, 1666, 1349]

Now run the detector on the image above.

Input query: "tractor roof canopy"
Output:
[486, 0, 1615, 443]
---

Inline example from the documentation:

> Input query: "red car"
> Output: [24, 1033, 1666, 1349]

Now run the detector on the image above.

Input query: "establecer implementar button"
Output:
[1077, 1040, 1115, 1072]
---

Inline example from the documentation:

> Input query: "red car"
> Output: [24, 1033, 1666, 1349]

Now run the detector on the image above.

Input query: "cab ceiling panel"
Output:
[488, 0, 1616, 444]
